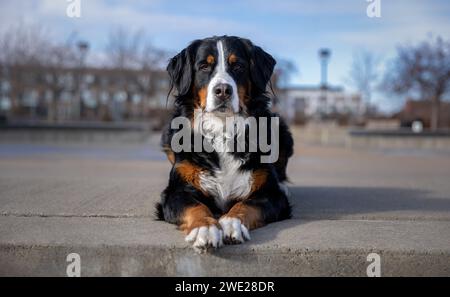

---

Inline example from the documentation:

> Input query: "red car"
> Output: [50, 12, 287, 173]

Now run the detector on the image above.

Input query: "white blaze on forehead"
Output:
[205, 40, 239, 113]
[217, 41, 225, 72]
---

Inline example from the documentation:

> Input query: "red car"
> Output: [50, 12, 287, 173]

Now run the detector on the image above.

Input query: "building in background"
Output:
[395, 99, 450, 129]
[0, 64, 169, 123]
[279, 84, 364, 124]
[275, 48, 365, 124]
[0, 62, 365, 126]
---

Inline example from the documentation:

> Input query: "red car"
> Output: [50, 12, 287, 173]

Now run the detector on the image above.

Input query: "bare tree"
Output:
[105, 27, 169, 118]
[347, 50, 380, 113]
[105, 27, 144, 70]
[0, 23, 53, 116]
[0, 23, 52, 67]
[141, 42, 170, 71]
[269, 58, 297, 121]
[273, 58, 297, 90]
[382, 36, 450, 131]
[105, 26, 168, 70]
[0, 22, 81, 120]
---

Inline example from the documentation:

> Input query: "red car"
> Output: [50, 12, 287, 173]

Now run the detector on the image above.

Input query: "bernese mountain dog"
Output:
[156, 36, 293, 252]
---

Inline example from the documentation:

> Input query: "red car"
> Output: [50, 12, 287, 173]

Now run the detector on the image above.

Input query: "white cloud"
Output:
[246, 0, 365, 16]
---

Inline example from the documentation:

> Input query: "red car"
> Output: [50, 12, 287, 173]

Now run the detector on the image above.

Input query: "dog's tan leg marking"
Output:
[219, 202, 264, 244]
[180, 204, 223, 251]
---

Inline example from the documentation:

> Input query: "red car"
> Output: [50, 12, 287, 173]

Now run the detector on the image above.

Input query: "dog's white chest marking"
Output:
[199, 151, 252, 208]
[197, 114, 252, 208]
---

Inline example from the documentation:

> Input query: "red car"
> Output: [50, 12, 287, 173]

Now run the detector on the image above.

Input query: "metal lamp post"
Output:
[75, 41, 89, 120]
[318, 48, 331, 118]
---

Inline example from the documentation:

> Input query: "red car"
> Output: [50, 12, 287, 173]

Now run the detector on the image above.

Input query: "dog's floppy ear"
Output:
[240, 38, 276, 93]
[166, 40, 200, 96]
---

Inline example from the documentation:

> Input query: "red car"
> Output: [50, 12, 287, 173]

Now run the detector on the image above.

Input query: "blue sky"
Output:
[1, 0, 450, 111]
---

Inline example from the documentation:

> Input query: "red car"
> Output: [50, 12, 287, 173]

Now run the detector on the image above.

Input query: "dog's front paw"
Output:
[219, 217, 250, 244]
[185, 223, 223, 252]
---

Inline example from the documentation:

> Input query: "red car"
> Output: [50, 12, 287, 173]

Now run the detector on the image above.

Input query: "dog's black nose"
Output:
[213, 83, 232, 100]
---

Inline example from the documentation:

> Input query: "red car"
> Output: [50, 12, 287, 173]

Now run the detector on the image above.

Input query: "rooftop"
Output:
[282, 84, 345, 92]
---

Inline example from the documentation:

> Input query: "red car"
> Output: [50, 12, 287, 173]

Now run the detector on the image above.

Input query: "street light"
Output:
[318, 48, 331, 89]
[75, 41, 89, 120]
[318, 48, 331, 119]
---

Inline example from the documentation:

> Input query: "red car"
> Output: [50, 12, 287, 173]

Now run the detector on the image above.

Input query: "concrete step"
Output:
[1, 141, 450, 276]
[1, 216, 449, 276]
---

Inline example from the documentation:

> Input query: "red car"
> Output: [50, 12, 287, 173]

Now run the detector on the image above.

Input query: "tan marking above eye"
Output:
[207, 55, 215, 64]
[228, 54, 237, 64]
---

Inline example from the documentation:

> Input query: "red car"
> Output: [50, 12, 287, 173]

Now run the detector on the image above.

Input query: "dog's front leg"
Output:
[160, 163, 224, 252]
[219, 202, 264, 244]
[179, 204, 223, 252]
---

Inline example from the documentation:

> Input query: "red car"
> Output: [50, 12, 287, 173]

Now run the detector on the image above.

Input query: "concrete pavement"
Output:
[0, 133, 449, 276]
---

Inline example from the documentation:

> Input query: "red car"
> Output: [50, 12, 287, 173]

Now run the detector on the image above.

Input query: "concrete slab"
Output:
[1, 144, 449, 221]
[0, 138, 449, 276]
[0, 216, 449, 276]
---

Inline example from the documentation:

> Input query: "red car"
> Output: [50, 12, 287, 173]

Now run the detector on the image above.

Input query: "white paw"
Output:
[219, 217, 250, 244]
[185, 225, 223, 252]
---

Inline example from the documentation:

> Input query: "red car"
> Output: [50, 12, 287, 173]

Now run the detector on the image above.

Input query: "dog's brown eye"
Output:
[233, 63, 244, 72]
[199, 63, 210, 71]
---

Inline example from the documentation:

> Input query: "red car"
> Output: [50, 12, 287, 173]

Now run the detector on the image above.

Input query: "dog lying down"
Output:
[156, 36, 293, 252]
